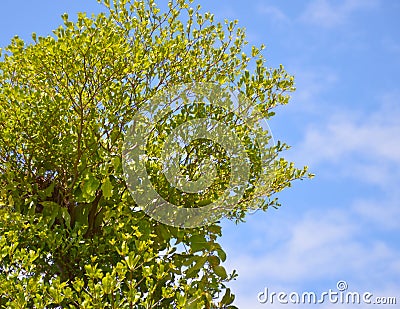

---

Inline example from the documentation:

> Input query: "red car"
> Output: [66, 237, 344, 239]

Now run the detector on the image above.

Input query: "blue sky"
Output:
[1, 0, 399, 308]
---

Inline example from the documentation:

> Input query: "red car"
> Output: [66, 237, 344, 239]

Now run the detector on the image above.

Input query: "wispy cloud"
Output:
[353, 195, 400, 230]
[300, 0, 379, 28]
[300, 114, 400, 163]
[256, 4, 289, 24]
[226, 89, 400, 307]
[293, 92, 400, 187]
[224, 207, 400, 308]
[292, 67, 338, 110]
[227, 210, 397, 281]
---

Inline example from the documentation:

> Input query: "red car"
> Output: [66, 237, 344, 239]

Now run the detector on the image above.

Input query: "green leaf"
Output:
[207, 255, 220, 266]
[188, 235, 210, 252]
[213, 265, 227, 279]
[186, 256, 207, 278]
[81, 175, 100, 200]
[216, 248, 227, 262]
[41, 201, 60, 227]
[101, 177, 113, 199]
[220, 288, 235, 305]
[73, 204, 90, 227]
[38, 182, 55, 199]
[60, 207, 71, 228]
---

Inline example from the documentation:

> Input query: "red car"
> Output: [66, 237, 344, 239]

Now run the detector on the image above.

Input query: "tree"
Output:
[0, 0, 312, 308]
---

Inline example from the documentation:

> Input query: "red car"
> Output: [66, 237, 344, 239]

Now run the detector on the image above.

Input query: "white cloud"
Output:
[292, 97, 400, 187]
[301, 114, 400, 163]
[226, 90, 400, 308]
[292, 68, 338, 110]
[300, 0, 379, 28]
[257, 4, 289, 24]
[223, 208, 400, 308]
[226, 210, 396, 282]
[353, 196, 400, 230]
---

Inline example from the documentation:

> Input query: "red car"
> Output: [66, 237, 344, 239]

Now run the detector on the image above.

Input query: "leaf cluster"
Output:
[0, 0, 313, 307]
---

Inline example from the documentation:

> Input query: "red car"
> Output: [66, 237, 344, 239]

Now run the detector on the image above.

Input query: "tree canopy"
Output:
[0, 0, 312, 308]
